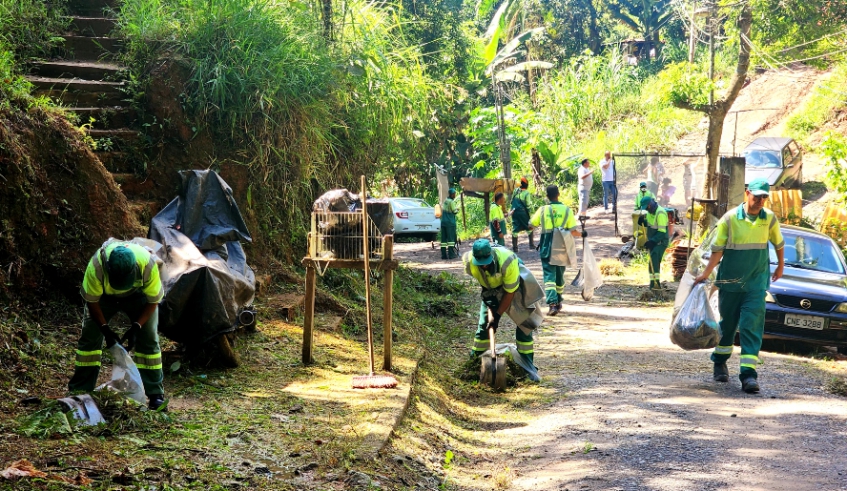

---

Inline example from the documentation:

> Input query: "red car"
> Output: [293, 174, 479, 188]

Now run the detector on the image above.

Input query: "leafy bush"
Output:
[0, 0, 68, 65]
[118, 0, 444, 258]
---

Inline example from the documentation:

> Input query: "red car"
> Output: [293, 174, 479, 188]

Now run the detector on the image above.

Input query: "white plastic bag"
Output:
[574, 244, 603, 301]
[97, 344, 146, 404]
[670, 282, 721, 350]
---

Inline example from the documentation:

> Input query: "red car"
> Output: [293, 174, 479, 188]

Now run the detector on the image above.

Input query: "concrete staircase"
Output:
[26, 0, 159, 224]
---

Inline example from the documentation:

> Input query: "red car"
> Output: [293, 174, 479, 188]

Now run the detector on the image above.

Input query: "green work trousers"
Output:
[471, 301, 535, 366]
[710, 290, 766, 381]
[648, 239, 668, 289]
[68, 294, 164, 397]
[440, 220, 457, 259]
[512, 209, 531, 234]
[541, 257, 564, 305]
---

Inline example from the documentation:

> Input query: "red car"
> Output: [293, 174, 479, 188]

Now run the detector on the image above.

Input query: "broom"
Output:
[353, 175, 398, 389]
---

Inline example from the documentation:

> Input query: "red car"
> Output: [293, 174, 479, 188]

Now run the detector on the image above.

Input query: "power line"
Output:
[780, 28, 847, 53]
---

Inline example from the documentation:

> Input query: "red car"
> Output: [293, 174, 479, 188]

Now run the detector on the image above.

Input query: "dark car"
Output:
[744, 137, 803, 189]
[763, 226, 847, 352]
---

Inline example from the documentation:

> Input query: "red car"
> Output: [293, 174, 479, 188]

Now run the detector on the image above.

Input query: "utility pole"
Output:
[688, 0, 698, 63]
[492, 75, 512, 179]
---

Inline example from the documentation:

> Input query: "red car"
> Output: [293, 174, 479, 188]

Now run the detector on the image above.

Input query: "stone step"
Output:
[63, 36, 122, 61]
[127, 199, 161, 225]
[32, 60, 124, 80]
[27, 78, 123, 106]
[69, 16, 116, 37]
[27, 76, 125, 106]
[67, 106, 136, 129]
[98, 151, 137, 174]
[66, 0, 119, 17]
[113, 173, 155, 200]
[85, 128, 140, 141]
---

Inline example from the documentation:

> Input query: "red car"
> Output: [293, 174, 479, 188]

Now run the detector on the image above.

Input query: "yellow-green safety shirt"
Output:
[441, 197, 459, 226]
[463, 247, 520, 293]
[712, 204, 784, 292]
[635, 189, 655, 210]
[489, 204, 506, 237]
[81, 242, 164, 304]
[530, 202, 577, 259]
[645, 207, 669, 242]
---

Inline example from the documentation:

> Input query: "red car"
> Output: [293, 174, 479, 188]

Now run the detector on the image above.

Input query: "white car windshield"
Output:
[745, 150, 781, 169]
[769, 232, 846, 274]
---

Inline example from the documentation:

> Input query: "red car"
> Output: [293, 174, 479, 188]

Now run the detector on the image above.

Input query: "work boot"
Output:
[512, 236, 519, 252]
[148, 395, 167, 411]
[741, 377, 760, 394]
[547, 303, 559, 316]
[441, 248, 448, 260]
[528, 232, 535, 250]
[713, 362, 729, 382]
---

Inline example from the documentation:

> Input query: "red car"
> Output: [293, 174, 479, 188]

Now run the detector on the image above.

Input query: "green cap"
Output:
[107, 246, 137, 290]
[448, 187, 456, 195]
[639, 182, 647, 188]
[640, 196, 654, 210]
[748, 178, 770, 196]
[471, 239, 494, 266]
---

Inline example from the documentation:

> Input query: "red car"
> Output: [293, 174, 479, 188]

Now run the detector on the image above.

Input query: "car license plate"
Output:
[416, 225, 430, 229]
[784, 314, 826, 330]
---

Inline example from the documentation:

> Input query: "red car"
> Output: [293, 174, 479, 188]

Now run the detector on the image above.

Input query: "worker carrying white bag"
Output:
[670, 282, 720, 350]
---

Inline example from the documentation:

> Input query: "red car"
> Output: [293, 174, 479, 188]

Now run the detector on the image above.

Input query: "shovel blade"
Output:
[480, 353, 507, 391]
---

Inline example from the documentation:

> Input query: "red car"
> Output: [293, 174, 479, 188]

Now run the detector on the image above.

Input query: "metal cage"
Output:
[308, 211, 384, 260]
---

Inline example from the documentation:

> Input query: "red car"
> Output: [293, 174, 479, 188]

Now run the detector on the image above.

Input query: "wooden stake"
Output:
[361, 175, 375, 375]
[382, 235, 394, 371]
[302, 265, 316, 365]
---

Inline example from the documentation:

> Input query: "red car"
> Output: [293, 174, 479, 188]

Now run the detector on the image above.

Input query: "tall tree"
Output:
[671, 3, 753, 226]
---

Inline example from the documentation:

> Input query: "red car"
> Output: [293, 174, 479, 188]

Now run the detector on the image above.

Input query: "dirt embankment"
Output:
[0, 103, 144, 300]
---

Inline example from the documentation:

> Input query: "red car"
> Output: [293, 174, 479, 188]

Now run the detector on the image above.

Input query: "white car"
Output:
[388, 198, 440, 240]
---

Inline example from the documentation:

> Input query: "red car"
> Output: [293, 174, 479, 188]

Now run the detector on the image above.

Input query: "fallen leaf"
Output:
[1, 460, 47, 480]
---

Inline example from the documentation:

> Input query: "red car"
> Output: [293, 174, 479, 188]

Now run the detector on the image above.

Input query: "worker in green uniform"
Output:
[510, 177, 535, 252]
[528, 185, 582, 316]
[635, 182, 655, 210]
[440, 188, 459, 260]
[639, 196, 672, 291]
[489, 192, 507, 247]
[69, 240, 166, 410]
[694, 178, 785, 394]
[464, 240, 536, 366]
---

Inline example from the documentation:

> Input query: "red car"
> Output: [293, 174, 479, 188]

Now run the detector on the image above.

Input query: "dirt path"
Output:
[392, 67, 847, 490]
[395, 230, 847, 491]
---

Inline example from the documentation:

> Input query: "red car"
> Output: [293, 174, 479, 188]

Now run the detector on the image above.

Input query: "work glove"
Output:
[487, 311, 501, 332]
[99, 324, 120, 349]
[581, 230, 588, 238]
[637, 216, 646, 227]
[122, 322, 142, 352]
[644, 240, 656, 251]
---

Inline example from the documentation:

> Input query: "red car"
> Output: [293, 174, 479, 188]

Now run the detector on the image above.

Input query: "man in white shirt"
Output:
[577, 158, 593, 217]
[599, 151, 617, 212]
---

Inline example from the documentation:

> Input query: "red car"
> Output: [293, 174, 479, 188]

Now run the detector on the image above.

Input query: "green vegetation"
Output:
[787, 62, 847, 142]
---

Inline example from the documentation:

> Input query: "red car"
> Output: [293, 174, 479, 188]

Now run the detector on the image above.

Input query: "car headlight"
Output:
[765, 291, 776, 303]
[836, 302, 847, 313]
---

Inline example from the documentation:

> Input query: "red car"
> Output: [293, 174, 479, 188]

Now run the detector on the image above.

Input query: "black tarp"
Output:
[149, 170, 255, 345]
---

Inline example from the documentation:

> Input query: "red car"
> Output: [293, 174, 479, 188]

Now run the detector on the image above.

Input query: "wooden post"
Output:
[302, 265, 316, 365]
[483, 192, 491, 235]
[361, 175, 375, 376]
[460, 191, 467, 229]
[382, 235, 394, 370]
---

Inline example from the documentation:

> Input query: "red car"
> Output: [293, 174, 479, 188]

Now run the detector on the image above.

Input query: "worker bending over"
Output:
[69, 240, 166, 410]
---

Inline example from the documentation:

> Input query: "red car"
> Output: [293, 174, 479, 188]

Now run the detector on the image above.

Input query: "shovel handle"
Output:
[487, 308, 496, 354]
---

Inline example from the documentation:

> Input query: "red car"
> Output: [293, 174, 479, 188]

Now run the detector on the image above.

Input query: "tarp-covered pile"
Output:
[149, 170, 256, 345]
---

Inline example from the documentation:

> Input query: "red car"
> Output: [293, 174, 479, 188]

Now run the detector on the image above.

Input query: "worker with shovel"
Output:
[464, 240, 543, 369]
[68, 240, 166, 410]
[639, 196, 672, 292]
